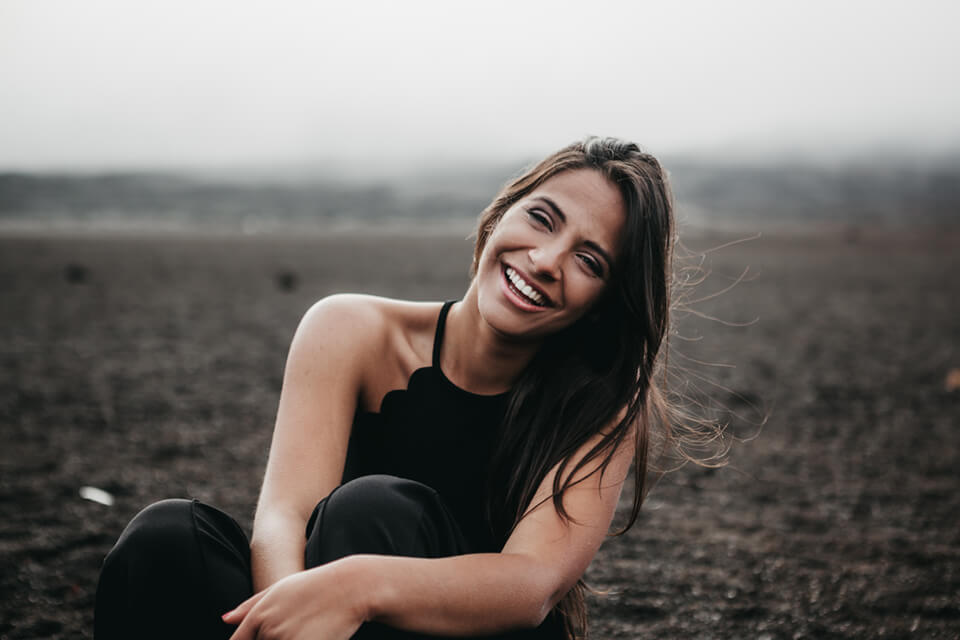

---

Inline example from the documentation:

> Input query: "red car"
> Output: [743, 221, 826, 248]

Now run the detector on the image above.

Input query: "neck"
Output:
[440, 284, 541, 395]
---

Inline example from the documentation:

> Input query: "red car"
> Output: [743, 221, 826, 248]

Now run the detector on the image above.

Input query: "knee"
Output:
[104, 498, 197, 569]
[306, 475, 447, 565]
[327, 475, 441, 523]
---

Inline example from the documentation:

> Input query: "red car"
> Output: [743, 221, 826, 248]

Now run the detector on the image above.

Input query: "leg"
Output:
[305, 474, 469, 567]
[304, 475, 470, 639]
[94, 498, 252, 640]
[303, 475, 562, 640]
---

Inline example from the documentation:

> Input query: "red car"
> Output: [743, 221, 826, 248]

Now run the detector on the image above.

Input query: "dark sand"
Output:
[1, 226, 958, 639]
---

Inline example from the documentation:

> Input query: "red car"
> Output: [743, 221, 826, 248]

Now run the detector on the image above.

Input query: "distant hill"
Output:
[1, 161, 957, 230]
[671, 162, 959, 226]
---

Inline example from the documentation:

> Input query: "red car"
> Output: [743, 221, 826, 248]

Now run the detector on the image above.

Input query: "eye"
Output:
[577, 253, 604, 278]
[525, 207, 553, 231]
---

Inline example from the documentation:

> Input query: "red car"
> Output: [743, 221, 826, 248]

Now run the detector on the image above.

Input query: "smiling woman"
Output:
[93, 137, 696, 640]
[474, 169, 625, 337]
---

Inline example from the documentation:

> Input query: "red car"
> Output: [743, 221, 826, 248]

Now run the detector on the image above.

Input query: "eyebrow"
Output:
[534, 196, 615, 272]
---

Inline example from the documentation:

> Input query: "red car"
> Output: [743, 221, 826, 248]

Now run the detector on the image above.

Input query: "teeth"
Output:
[505, 267, 545, 305]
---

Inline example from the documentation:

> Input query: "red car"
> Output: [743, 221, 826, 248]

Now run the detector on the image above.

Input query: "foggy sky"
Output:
[1, 0, 958, 173]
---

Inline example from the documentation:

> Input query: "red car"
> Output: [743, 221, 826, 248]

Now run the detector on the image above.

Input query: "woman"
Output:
[94, 136, 678, 640]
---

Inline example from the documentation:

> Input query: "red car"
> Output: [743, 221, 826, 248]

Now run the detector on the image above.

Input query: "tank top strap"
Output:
[432, 300, 456, 368]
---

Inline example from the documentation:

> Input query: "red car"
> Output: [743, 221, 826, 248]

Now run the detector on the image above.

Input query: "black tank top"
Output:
[342, 301, 509, 551]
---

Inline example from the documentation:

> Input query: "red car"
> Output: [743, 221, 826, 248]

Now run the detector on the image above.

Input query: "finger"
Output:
[227, 613, 259, 640]
[222, 590, 266, 625]
[226, 597, 266, 640]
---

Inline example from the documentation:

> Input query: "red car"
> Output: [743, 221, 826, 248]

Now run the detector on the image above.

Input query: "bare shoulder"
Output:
[293, 294, 443, 375]
[299, 294, 440, 341]
[299, 294, 391, 340]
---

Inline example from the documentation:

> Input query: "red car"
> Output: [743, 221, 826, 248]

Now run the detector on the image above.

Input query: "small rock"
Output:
[64, 263, 88, 284]
[275, 270, 298, 292]
[79, 486, 114, 506]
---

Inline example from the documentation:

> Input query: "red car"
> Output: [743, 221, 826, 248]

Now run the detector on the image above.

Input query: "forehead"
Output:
[527, 168, 626, 256]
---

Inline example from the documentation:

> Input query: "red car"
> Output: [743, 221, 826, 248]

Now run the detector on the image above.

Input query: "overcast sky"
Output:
[1, 0, 958, 173]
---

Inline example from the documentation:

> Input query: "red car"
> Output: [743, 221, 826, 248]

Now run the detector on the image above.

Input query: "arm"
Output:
[228, 425, 634, 638]
[365, 429, 634, 633]
[250, 295, 380, 590]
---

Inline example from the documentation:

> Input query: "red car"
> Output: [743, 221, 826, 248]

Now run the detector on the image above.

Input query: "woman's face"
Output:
[474, 168, 626, 341]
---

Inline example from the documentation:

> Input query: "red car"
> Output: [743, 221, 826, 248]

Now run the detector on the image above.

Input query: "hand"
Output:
[224, 565, 366, 640]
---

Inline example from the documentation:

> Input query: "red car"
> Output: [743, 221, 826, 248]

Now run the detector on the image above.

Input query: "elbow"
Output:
[527, 601, 555, 630]
[520, 576, 572, 630]
[499, 553, 581, 631]
[517, 595, 560, 631]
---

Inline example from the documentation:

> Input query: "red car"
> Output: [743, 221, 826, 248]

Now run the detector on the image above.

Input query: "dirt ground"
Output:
[1, 225, 958, 639]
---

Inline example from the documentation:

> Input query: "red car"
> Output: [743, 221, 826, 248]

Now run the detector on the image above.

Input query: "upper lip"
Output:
[504, 262, 555, 307]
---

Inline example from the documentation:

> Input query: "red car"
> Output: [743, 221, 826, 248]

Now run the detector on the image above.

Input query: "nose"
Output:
[528, 243, 562, 281]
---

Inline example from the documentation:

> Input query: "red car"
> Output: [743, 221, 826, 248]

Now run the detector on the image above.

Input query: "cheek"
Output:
[569, 278, 609, 312]
[486, 214, 531, 246]
[475, 246, 508, 299]
[477, 243, 500, 277]
[478, 226, 515, 270]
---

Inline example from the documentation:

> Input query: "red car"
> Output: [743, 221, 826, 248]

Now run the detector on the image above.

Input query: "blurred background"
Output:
[1, 1, 958, 639]
[1, 0, 958, 232]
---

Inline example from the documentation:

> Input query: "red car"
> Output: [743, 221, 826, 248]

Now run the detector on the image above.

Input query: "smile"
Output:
[503, 265, 550, 307]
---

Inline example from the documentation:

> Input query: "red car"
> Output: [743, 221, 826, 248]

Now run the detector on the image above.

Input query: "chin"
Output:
[475, 290, 537, 340]
[479, 292, 577, 343]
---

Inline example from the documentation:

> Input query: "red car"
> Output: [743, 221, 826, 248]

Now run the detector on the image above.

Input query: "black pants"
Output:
[94, 475, 561, 640]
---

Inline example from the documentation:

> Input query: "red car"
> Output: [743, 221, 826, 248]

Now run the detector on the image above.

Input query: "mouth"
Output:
[502, 264, 552, 308]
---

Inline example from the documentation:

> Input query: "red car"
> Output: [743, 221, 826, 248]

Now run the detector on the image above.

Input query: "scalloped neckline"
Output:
[362, 364, 510, 418]
[431, 300, 511, 400]
[432, 362, 512, 400]
[359, 300, 510, 417]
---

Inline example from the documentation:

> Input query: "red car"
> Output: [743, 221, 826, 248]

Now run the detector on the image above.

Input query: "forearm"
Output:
[250, 511, 307, 592]
[341, 552, 562, 635]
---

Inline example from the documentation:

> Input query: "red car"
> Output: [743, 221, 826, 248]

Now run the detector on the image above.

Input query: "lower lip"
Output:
[500, 266, 548, 312]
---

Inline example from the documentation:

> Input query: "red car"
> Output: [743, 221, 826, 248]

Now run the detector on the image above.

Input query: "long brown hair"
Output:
[474, 137, 676, 638]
